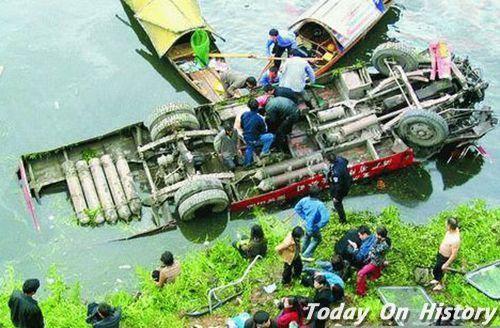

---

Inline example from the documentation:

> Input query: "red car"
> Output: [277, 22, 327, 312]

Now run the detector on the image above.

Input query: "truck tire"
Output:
[177, 189, 229, 221]
[398, 109, 449, 147]
[150, 112, 200, 141]
[147, 103, 196, 130]
[372, 42, 420, 76]
[174, 178, 224, 206]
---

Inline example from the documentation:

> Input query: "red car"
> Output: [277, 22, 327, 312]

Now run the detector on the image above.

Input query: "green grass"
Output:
[1, 201, 499, 327]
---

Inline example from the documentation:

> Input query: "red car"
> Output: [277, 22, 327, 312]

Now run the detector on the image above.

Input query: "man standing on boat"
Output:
[220, 70, 257, 98]
[325, 153, 352, 224]
[266, 29, 299, 69]
[278, 55, 315, 110]
[240, 98, 275, 167]
[214, 121, 242, 171]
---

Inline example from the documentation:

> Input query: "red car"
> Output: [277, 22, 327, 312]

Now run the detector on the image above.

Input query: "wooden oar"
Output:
[108, 220, 177, 242]
[209, 53, 321, 61]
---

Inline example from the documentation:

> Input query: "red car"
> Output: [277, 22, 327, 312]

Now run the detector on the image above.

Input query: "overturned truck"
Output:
[19, 43, 496, 231]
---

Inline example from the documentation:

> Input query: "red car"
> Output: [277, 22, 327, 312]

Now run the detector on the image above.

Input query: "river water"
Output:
[0, 0, 498, 295]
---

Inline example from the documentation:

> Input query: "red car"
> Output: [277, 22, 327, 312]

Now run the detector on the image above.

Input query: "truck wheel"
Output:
[147, 103, 200, 141]
[150, 112, 200, 141]
[174, 178, 224, 206]
[177, 189, 229, 221]
[372, 42, 420, 76]
[398, 109, 449, 147]
[147, 103, 196, 129]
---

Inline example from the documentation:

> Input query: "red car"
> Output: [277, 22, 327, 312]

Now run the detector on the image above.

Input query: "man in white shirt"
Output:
[279, 56, 315, 109]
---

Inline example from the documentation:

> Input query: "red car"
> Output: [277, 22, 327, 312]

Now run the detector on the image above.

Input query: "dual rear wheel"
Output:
[146, 104, 230, 221]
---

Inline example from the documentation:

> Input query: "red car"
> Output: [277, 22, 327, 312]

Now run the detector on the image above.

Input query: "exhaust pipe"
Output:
[258, 163, 327, 192]
[254, 153, 324, 180]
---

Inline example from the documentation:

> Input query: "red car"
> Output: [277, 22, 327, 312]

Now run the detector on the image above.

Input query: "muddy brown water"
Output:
[0, 0, 498, 294]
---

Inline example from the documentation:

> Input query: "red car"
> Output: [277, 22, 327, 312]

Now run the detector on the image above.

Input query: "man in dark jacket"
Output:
[309, 275, 332, 328]
[335, 228, 361, 262]
[86, 302, 122, 328]
[346, 226, 377, 268]
[240, 98, 274, 166]
[325, 153, 352, 223]
[8, 279, 44, 328]
[264, 84, 298, 104]
[264, 96, 299, 152]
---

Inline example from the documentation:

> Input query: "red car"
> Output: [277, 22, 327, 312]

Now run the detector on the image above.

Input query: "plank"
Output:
[168, 43, 193, 61]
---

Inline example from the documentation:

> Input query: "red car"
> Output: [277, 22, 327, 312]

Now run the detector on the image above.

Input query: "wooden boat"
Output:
[124, 0, 229, 103]
[265, 0, 394, 76]
[18, 44, 496, 236]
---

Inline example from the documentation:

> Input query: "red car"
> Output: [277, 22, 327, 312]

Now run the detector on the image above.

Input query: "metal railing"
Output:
[207, 255, 263, 313]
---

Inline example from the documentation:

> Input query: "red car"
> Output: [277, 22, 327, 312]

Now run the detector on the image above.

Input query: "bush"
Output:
[1, 201, 498, 327]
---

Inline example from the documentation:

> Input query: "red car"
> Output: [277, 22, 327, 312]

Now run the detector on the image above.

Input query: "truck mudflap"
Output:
[230, 148, 415, 212]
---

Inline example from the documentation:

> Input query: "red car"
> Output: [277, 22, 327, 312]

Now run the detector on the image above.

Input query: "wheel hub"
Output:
[408, 123, 436, 141]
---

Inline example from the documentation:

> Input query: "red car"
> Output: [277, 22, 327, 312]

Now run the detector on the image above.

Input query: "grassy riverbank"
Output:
[1, 201, 499, 327]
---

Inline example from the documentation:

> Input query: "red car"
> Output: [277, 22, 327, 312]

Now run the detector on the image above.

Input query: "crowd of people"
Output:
[216, 29, 317, 168]
[232, 208, 461, 328]
[6, 28, 462, 328]
[7, 215, 460, 327]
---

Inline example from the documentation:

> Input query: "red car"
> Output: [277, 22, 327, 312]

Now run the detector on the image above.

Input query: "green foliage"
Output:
[82, 207, 103, 226]
[81, 149, 97, 163]
[331, 60, 367, 77]
[25, 152, 45, 161]
[0, 201, 498, 327]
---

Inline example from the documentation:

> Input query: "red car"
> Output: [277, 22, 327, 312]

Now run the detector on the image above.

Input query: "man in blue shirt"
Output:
[266, 29, 298, 69]
[240, 98, 275, 166]
[259, 66, 280, 86]
[347, 225, 377, 268]
[294, 186, 330, 260]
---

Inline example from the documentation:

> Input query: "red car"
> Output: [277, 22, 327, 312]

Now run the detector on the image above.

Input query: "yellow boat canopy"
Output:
[124, 0, 212, 57]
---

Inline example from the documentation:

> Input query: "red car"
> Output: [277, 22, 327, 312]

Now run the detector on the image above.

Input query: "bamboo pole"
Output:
[209, 53, 321, 61]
